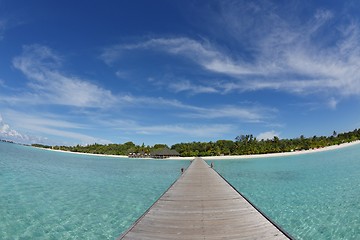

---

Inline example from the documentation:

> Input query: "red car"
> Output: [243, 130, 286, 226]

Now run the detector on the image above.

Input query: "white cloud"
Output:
[0, 114, 22, 138]
[4, 110, 87, 130]
[134, 124, 233, 138]
[10, 45, 225, 111]
[5, 43, 280, 145]
[102, 37, 257, 75]
[13, 44, 117, 108]
[216, 4, 360, 97]
[3, 111, 111, 145]
[115, 70, 129, 79]
[145, 76, 219, 95]
[327, 98, 338, 109]
[0, 114, 46, 144]
[169, 80, 218, 94]
[257, 130, 279, 140]
[101, 5, 360, 100]
[182, 105, 274, 123]
[105, 93, 272, 122]
[102, 118, 234, 138]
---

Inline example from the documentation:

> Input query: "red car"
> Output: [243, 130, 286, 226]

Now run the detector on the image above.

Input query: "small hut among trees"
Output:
[151, 148, 180, 159]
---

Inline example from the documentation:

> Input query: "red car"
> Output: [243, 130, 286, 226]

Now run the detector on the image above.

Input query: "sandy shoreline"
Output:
[37, 140, 360, 160]
[190, 140, 360, 160]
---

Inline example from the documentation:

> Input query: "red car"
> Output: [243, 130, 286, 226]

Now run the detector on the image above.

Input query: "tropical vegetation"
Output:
[31, 128, 360, 157]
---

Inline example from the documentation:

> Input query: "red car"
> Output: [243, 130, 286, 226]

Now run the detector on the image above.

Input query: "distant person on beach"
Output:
[210, 162, 213, 168]
[181, 167, 184, 173]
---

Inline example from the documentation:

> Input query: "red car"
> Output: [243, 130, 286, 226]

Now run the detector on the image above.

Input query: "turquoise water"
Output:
[213, 144, 360, 239]
[2, 141, 360, 239]
[0, 142, 188, 239]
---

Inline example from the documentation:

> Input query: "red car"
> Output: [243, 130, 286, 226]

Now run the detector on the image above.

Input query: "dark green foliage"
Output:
[31, 128, 360, 157]
[32, 144, 52, 149]
[172, 129, 360, 157]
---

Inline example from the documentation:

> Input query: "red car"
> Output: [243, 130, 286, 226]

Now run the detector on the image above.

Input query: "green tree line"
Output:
[32, 128, 360, 157]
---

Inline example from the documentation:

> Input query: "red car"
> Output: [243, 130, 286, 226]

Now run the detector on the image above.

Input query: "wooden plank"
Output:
[118, 158, 293, 240]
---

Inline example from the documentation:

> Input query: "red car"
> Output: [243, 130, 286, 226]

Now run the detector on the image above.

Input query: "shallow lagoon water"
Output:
[213, 144, 360, 239]
[2, 141, 360, 239]
[0, 142, 188, 239]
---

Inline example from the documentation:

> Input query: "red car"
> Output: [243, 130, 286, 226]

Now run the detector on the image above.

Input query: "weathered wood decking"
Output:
[119, 158, 292, 240]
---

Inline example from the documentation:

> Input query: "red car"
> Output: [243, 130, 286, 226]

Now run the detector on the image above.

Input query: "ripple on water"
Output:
[213, 145, 360, 240]
[0, 142, 188, 239]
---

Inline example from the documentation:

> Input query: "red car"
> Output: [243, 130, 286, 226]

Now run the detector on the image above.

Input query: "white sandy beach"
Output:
[38, 140, 360, 160]
[194, 140, 360, 160]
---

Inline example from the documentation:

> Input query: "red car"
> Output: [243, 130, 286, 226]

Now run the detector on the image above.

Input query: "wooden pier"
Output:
[119, 158, 292, 240]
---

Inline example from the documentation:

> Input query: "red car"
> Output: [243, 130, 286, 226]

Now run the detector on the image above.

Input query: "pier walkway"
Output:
[119, 158, 292, 240]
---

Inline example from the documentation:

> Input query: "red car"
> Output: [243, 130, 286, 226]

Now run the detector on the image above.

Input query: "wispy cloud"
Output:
[13, 45, 117, 108]
[2, 110, 111, 145]
[146, 77, 219, 95]
[101, 118, 234, 138]
[0, 114, 46, 144]
[102, 37, 257, 75]
[169, 80, 218, 94]
[0, 114, 25, 139]
[7, 44, 278, 145]
[327, 98, 338, 109]
[101, 92, 273, 123]
[214, 6, 360, 97]
[11, 45, 251, 116]
[101, 5, 360, 100]
[134, 124, 233, 138]
[181, 104, 275, 123]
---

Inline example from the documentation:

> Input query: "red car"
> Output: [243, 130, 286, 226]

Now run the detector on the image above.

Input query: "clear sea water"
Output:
[0, 142, 188, 239]
[212, 144, 360, 240]
[2, 142, 360, 239]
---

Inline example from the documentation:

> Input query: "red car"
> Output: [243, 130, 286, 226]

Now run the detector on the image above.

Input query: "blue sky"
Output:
[1, 0, 360, 146]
